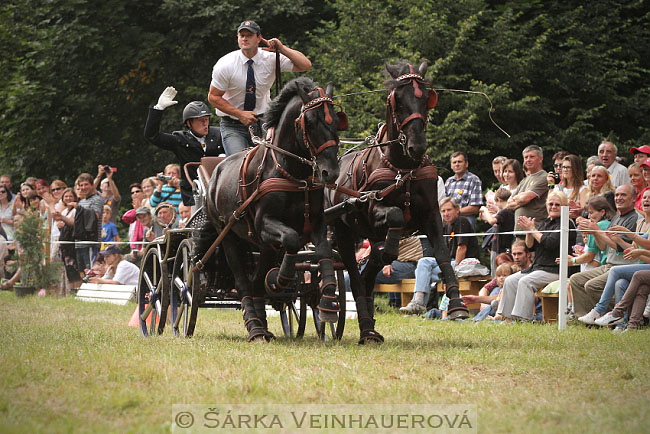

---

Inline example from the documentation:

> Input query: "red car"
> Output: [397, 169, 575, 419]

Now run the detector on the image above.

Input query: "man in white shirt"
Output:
[208, 20, 311, 155]
[598, 140, 629, 187]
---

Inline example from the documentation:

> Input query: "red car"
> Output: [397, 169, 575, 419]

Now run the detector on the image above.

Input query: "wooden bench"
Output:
[535, 291, 558, 323]
[374, 275, 490, 311]
[76, 283, 136, 305]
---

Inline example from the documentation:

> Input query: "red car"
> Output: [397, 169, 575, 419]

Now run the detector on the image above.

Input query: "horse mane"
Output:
[263, 77, 318, 128]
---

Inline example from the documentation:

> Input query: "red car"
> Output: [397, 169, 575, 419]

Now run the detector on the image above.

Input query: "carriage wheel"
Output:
[279, 298, 307, 338]
[313, 269, 347, 341]
[136, 247, 168, 337]
[170, 239, 202, 337]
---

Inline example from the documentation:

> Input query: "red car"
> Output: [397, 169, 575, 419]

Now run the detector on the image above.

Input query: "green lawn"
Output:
[0, 292, 648, 433]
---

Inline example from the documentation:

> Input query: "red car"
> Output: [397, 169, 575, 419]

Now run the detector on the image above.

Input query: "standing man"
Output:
[144, 87, 223, 206]
[598, 140, 629, 187]
[506, 145, 548, 230]
[208, 20, 312, 155]
[444, 151, 482, 229]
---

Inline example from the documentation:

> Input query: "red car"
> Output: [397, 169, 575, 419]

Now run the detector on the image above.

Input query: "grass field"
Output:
[0, 291, 648, 433]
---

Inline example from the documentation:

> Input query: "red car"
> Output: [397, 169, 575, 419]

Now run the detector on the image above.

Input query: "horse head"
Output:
[294, 81, 344, 184]
[384, 61, 437, 161]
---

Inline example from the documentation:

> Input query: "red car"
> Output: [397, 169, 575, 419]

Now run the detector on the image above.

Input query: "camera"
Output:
[553, 172, 561, 184]
[157, 174, 172, 182]
[104, 165, 117, 174]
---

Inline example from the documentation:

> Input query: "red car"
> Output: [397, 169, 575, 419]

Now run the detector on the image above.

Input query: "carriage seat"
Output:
[198, 156, 226, 189]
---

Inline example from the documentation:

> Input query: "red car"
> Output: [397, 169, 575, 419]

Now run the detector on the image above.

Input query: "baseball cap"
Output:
[641, 158, 650, 169]
[99, 245, 121, 256]
[237, 20, 261, 34]
[630, 145, 650, 155]
[136, 206, 151, 215]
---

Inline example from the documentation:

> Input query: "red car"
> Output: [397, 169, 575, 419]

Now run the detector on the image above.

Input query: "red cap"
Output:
[630, 145, 650, 155]
[641, 158, 650, 169]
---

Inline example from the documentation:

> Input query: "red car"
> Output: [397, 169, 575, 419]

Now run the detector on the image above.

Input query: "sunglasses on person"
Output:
[0, 190, 6, 194]
[130, 189, 142, 194]
[51, 187, 63, 192]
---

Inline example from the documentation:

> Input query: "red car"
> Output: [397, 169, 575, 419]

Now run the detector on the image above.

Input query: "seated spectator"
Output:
[571, 184, 640, 321]
[88, 245, 139, 286]
[630, 145, 650, 164]
[178, 202, 191, 228]
[0, 185, 14, 241]
[101, 204, 120, 249]
[573, 196, 614, 272]
[499, 159, 525, 194]
[496, 191, 577, 322]
[146, 201, 178, 240]
[94, 165, 121, 224]
[578, 188, 650, 326]
[627, 162, 647, 212]
[463, 262, 516, 321]
[595, 269, 650, 333]
[150, 164, 182, 211]
[399, 197, 480, 314]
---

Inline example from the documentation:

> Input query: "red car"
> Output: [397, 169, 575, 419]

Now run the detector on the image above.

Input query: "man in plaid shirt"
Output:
[444, 151, 483, 229]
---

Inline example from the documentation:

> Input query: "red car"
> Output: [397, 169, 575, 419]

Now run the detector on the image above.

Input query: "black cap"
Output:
[237, 20, 261, 34]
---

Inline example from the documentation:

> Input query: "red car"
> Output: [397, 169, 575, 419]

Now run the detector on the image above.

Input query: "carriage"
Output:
[136, 62, 468, 344]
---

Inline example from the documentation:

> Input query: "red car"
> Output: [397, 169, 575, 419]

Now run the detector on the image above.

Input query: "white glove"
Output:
[154, 86, 178, 110]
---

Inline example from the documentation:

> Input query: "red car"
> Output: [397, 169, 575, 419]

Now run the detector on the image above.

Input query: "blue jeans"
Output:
[220, 118, 253, 155]
[75, 246, 98, 273]
[376, 261, 416, 306]
[413, 258, 455, 304]
[594, 263, 650, 314]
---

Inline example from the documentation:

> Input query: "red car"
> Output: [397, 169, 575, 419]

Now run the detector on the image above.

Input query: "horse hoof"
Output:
[264, 330, 276, 342]
[358, 330, 384, 345]
[447, 309, 470, 320]
[318, 310, 338, 323]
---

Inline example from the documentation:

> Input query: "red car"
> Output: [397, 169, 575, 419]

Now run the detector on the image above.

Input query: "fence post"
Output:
[558, 206, 569, 330]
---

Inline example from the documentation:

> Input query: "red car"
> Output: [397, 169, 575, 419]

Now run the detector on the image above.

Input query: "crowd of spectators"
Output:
[0, 162, 188, 294]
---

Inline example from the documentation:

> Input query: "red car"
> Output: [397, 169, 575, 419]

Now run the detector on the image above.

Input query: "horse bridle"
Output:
[386, 66, 438, 154]
[295, 87, 347, 158]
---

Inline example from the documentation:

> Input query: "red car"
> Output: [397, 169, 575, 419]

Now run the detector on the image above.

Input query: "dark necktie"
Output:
[244, 59, 256, 111]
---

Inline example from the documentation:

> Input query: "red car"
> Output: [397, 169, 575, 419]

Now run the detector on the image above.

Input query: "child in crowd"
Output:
[101, 204, 120, 249]
[462, 263, 515, 321]
[479, 188, 515, 275]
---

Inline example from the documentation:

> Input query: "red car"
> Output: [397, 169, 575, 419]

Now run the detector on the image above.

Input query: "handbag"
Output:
[397, 237, 424, 263]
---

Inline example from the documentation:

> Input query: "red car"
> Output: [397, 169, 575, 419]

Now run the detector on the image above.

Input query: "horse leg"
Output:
[222, 236, 267, 342]
[259, 218, 301, 294]
[373, 205, 404, 264]
[355, 256, 385, 344]
[308, 216, 339, 323]
[252, 246, 279, 341]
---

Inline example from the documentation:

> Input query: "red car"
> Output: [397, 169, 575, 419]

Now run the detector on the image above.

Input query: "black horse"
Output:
[328, 61, 469, 344]
[205, 77, 346, 341]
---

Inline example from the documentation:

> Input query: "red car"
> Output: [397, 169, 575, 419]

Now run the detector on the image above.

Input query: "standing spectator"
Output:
[144, 86, 223, 205]
[571, 184, 640, 320]
[46, 180, 67, 259]
[0, 186, 14, 241]
[548, 151, 569, 187]
[582, 165, 616, 211]
[129, 206, 153, 263]
[444, 151, 483, 229]
[500, 159, 525, 194]
[551, 154, 585, 218]
[492, 156, 507, 187]
[150, 164, 183, 211]
[94, 165, 121, 225]
[13, 182, 37, 214]
[496, 191, 577, 322]
[52, 187, 82, 291]
[74, 173, 104, 274]
[627, 162, 647, 211]
[101, 205, 120, 249]
[598, 140, 629, 187]
[0, 175, 15, 203]
[141, 177, 157, 209]
[480, 188, 515, 274]
[583, 155, 601, 186]
[506, 145, 549, 230]
[208, 20, 311, 155]
[122, 184, 146, 263]
[629, 145, 650, 165]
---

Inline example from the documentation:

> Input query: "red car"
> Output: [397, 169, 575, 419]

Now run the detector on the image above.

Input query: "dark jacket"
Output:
[523, 216, 577, 274]
[74, 206, 99, 241]
[144, 107, 224, 205]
